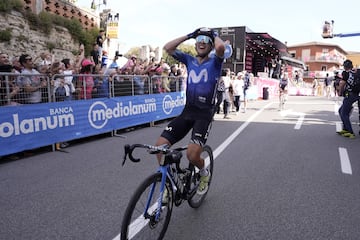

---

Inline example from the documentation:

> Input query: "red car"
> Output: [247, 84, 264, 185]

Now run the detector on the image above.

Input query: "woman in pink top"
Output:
[78, 59, 95, 99]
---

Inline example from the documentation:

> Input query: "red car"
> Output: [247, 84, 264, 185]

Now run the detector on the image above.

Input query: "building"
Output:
[287, 42, 347, 82]
[345, 51, 360, 68]
[23, 0, 99, 30]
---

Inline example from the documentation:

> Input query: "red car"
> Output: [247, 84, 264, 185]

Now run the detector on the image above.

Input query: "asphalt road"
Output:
[1, 96, 360, 240]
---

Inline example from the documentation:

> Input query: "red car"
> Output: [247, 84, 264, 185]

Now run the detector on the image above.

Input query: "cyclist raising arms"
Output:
[279, 72, 289, 110]
[156, 28, 225, 195]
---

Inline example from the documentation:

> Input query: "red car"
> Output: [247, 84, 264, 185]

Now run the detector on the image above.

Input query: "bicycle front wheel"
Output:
[121, 173, 173, 240]
[188, 145, 214, 208]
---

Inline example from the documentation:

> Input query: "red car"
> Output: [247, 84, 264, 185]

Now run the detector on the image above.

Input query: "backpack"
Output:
[346, 69, 360, 94]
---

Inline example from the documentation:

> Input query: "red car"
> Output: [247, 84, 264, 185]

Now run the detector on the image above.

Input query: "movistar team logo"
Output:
[188, 69, 208, 84]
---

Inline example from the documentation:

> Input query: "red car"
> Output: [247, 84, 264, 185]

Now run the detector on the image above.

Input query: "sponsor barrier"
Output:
[0, 73, 185, 156]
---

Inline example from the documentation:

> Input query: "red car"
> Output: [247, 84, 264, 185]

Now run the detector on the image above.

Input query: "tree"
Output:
[162, 43, 196, 66]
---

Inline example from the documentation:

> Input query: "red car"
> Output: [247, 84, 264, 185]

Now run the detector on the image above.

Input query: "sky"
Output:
[76, 0, 360, 54]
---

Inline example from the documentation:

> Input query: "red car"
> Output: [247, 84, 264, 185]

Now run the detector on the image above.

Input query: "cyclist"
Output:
[279, 72, 289, 109]
[155, 28, 225, 195]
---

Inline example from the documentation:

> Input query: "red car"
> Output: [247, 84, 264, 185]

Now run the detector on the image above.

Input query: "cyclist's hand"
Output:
[211, 28, 219, 38]
[187, 28, 201, 39]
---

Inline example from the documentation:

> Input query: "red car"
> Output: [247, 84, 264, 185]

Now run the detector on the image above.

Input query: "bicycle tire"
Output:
[121, 173, 173, 240]
[187, 145, 214, 208]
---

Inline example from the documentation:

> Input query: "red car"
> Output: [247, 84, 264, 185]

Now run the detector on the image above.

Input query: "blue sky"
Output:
[77, 0, 360, 54]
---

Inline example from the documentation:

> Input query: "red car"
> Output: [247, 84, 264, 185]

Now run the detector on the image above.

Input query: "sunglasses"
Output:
[195, 35, 213, 44]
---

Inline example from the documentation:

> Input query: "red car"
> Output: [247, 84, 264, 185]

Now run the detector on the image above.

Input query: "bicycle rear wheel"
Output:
[188, 145, 214, 208]
[121, 173, 173, 240]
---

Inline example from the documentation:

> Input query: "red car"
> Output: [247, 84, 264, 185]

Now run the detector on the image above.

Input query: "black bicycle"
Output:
[121, 143, 214, 240]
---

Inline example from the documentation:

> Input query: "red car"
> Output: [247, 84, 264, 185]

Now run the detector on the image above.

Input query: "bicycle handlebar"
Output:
[122, 143, 172, 166]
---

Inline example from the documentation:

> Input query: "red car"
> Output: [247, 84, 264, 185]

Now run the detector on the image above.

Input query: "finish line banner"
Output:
[0, 93, 185, 156]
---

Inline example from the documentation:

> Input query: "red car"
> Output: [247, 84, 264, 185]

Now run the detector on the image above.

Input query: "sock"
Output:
[199, 168, 209, 177]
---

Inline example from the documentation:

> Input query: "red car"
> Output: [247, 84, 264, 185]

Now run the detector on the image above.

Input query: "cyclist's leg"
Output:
[157, 114, 191, 163]
[187, 119, 212, 194]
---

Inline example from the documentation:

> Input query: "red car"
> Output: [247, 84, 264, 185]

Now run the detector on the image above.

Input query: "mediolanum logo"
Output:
[162, 95, 185, 115]
[88, 99, 157, 129]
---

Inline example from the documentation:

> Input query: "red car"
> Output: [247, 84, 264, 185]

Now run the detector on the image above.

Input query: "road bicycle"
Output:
[120, 143, 214, 240]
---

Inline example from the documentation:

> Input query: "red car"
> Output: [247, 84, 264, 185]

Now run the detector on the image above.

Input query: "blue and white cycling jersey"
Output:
[172, 50, 223, 110]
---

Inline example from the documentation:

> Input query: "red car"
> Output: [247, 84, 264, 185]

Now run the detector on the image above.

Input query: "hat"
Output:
[81, 59, 93, 67]
[236, 72, 243, 77]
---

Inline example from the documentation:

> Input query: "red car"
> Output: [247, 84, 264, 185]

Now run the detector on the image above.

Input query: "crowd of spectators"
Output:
[0, 42, 187, 107]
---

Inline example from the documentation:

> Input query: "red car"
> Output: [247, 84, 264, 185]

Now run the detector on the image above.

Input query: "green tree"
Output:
[125, 47, 141, 59]
[162, 43, 196, 66]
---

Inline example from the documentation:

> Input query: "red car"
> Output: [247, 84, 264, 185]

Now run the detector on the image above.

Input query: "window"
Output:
[321, 65, 327, 71]
[289, 50, 296, 58]
[302, 49, 310, 62]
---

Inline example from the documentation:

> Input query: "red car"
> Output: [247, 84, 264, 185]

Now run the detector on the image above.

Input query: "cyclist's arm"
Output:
[214, 36, 226, 58]
[163, 35, 188, 55]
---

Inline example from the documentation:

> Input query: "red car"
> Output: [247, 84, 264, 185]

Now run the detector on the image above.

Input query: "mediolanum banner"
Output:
[0, 92, 185, 156]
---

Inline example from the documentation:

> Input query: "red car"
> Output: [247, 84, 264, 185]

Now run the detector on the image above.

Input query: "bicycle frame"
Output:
[144, 164, 177, 222]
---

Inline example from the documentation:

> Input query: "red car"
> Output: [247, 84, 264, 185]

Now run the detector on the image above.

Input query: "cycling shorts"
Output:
[160, 106, 213, 146]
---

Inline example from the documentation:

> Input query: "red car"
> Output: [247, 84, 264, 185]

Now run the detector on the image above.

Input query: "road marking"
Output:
[294, 113, 305, 130]
[339, 147, 352, 175]
[212, 102, 273, 159]
[114, 102, 273, 240]
[336, 122, 342, 132]
[280, 109, 305, 130]
[334, 102, 339, 115]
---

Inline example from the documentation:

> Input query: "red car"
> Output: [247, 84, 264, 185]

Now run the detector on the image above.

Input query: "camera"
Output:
[115, 51, 123, 57]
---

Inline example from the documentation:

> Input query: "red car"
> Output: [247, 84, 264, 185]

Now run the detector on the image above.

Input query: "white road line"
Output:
[114, 101, 274, 240]
[294, 113, 305, 130]
[338, 147, 352, 175]
[212, 101, 273, 159]
[334, 102, 339, 115]
[336, 122, 342, 132]
[280, 109, 305, 130]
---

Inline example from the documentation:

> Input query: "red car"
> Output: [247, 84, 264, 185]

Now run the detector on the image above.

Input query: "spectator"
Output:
[312, 77, 319, 96]
[0, 53, 21, 106]
[232, 72, 245, 114]
[133, 64, 145, 95]
[169, 64, 178, 92]
[120, 55, 137, 74]
[101, 50, 109, 69]
[222, 68, 232, 119]
[34, 52, 53, 67]
[18, 54, 47, 104]
[74, 43, 85, 72]
[215, 72, 225, 115]
[96, 29, 105, 57]
[90, 43, 100, 69]
[77, 59, 95, 99]
[161, 66, 171, 93]
[324, 73, 332, 98]
[61, 58, 76, 99]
